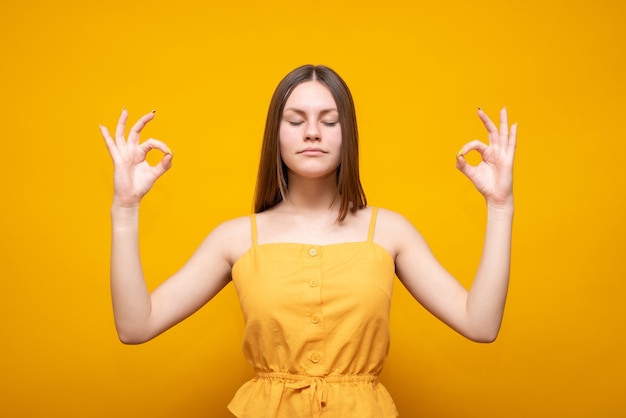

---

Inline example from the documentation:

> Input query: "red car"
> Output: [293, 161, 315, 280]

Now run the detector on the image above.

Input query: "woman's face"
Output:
[279, 81, 342, 181]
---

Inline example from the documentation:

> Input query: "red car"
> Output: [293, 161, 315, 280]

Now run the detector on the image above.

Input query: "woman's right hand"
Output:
[100, 109, 173, 207]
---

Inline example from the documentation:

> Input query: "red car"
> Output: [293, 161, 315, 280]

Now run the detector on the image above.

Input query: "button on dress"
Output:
[228, 207, 399, 417]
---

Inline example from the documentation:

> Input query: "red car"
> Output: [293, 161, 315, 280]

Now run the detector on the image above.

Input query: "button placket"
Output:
[304, 244, 324, 372]
[307, 247, 322, 325]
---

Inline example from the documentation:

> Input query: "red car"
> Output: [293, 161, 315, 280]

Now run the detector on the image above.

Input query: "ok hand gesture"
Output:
[456, 108, 517, 208]
[100, 109, 173, 207]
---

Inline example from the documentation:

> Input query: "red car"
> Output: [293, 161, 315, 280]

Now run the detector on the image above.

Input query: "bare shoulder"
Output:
[373, 207, 425, 259]
[211, 214, 251, 238]
[375, 207, 418, 235]
[201, 215, 252, 267]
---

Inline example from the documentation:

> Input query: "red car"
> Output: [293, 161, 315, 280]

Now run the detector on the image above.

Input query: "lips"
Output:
[298, 147, 327, 155]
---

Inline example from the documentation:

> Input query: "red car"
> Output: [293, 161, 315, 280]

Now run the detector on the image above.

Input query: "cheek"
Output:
[278, 124, 294, 147]
[332, 132, 343, 152]
[278, 133, 288, 157]
[278, 132, 293, 164]
[335, 134, 343, 164]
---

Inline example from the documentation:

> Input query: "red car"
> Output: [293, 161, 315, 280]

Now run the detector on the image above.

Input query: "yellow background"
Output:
[1, 0, 624, 416]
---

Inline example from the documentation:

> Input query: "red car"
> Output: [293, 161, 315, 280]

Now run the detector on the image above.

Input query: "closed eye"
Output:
[288, 121, 304, 126]
[322, 121, 338, 127]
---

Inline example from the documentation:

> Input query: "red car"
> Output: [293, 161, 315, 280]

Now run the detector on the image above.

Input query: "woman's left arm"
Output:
[393, 107, 516, 342]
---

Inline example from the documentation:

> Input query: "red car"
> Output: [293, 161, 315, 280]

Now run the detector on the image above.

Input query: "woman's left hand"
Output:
[456, 107, 517, 207]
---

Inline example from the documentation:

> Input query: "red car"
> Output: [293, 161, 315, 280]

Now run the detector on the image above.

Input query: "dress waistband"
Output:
[256, 371, 379, 383]
[255, 372, 379, 418]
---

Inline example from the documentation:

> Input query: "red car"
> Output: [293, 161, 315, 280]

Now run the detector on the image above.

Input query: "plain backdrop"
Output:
[1, 0, 624, 416]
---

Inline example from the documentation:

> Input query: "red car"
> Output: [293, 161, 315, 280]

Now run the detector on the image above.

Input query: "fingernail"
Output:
[478, 106, 482, 111]
[166, 147, 174, 156]
[456, 148, 464, 157]
[151, 109, 156, 114]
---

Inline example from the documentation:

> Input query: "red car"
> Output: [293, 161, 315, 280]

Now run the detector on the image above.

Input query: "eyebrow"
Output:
[283, 108, 338, 116]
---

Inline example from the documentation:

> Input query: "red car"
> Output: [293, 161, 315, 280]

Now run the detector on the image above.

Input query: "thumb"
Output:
[455, 153, 472, 177]
[151, 152, 173, 179]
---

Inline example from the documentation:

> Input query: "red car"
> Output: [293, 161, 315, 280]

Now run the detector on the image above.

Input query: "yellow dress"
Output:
[228, 207, 399, 417]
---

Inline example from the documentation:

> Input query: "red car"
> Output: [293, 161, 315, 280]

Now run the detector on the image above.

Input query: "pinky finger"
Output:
[99, 125, 119, 158]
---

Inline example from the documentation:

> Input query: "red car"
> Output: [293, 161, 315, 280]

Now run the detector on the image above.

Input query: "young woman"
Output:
[100, 64, 517, 417]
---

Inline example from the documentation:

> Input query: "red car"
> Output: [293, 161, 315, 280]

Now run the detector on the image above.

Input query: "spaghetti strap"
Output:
[367, 207, 379, 242]
[250, 214, 258, 246]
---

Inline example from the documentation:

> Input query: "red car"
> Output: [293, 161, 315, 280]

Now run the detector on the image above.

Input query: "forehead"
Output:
[284, 81, 337, 111]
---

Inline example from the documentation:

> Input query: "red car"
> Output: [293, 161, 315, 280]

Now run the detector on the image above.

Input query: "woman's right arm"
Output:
[101, 109, 232, 344]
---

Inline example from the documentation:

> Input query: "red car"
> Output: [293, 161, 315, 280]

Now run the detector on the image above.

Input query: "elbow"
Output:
[470, 333, 498, 344]
[118, 333, 148, 345]
[115, 325, 153, 345]
[465, 327, 500, 344]
[461, 311, 504, 343]
[458, 320, 501, 343]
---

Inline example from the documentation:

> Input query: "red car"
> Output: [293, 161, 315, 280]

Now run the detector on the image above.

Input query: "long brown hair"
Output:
[254, 65, 366, 221]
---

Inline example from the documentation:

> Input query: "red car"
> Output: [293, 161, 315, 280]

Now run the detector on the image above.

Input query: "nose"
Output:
[305, 121, 321, 141]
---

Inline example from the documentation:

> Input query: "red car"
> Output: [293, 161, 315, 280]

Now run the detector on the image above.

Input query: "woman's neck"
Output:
[280, 172, 339, 215]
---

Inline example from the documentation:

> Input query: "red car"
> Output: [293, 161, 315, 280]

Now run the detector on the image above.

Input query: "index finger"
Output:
[128, 110, 156, 145]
